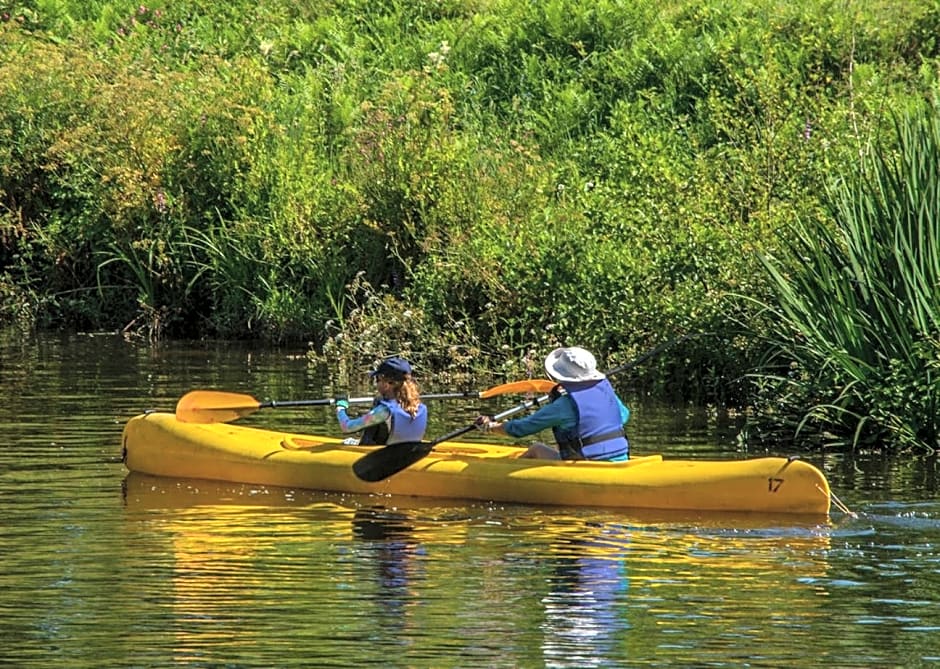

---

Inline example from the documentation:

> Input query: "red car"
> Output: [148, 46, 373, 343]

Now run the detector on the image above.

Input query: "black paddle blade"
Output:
[352, 442, 434, 482]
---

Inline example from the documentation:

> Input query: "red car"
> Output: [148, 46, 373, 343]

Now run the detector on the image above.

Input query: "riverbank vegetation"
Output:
[1, 1, 938, 451]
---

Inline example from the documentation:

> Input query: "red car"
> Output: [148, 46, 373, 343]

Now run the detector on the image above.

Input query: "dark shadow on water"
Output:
[351, 506, 416, 542]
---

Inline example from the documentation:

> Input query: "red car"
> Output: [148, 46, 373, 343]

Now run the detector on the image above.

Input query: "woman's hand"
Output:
[475, 415, 496, 433]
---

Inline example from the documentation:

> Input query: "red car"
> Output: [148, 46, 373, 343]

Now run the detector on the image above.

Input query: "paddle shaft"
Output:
[260, 397, 369, 409]
[427, 394, 551, 445]
[259, 391, 481, 409]
[176, 382, 553, 425]
[271, 338, 688, 411]
[603, 334, 690, 377]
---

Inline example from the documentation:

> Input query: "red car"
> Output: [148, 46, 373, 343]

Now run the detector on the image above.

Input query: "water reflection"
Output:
[120, 475, 379, 666]
[539, 530, 629, 667]
[350, 506, 425, 635]
[120, 474, 838, 666]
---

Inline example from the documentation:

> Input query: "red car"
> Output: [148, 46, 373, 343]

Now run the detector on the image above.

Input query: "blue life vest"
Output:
[378, 399, 428, 444]
[551, 379, 629, 461]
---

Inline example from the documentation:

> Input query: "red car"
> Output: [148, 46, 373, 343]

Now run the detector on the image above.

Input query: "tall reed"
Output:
[748, 104, 940, 452]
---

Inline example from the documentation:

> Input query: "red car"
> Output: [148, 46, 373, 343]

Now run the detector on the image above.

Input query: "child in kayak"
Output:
[336, 356, 428, 445]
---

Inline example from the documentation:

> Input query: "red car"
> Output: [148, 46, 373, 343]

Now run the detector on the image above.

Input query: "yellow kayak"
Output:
[121, 412, 832, 515]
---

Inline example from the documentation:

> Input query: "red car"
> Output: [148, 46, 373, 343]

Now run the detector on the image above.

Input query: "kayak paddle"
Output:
[175, 379, 557, 424]
[352, 335, 689, 483]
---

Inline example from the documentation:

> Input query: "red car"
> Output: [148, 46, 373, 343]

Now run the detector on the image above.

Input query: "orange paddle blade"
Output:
[479, 379, 557, 399]
[175, 391, 262, 424]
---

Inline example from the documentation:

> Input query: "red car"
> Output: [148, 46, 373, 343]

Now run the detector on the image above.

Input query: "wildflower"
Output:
[153, 190, 167, 213]
[426, 41, 451, 70]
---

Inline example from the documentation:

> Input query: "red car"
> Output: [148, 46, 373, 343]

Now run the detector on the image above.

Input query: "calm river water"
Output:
[1, 331, 938, 667]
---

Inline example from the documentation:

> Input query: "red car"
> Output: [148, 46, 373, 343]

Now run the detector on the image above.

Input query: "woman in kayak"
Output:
[475, 346, 630, 461]
[336, 356, 428, 445]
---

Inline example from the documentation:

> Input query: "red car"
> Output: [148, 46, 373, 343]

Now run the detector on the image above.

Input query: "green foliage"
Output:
[746, 104, 940, 452]
[1, 0, 939, 422]
[309, 271, 486, 387]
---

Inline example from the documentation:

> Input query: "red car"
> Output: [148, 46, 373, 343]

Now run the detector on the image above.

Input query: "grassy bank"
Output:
[1, 1, 938, 449]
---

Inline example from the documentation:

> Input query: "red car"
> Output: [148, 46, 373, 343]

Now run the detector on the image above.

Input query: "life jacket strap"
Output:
[557, 428, 626, 459]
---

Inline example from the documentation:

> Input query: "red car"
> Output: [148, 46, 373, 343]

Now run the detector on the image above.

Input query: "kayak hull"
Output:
[122, 412, 831, 515]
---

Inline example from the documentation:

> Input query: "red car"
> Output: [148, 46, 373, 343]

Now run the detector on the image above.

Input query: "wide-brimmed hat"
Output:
[544, 347, 606, 383]
[369, 356, 413, 380]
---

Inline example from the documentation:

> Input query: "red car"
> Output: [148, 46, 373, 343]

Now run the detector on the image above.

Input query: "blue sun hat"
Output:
[369, 356, 413, 380]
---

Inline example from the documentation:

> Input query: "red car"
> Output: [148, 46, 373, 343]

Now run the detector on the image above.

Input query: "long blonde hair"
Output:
[379, 373, 422, 417]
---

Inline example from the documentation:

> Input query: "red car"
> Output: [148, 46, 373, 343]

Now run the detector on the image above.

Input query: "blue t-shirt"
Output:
[502, 395, 629, 439]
